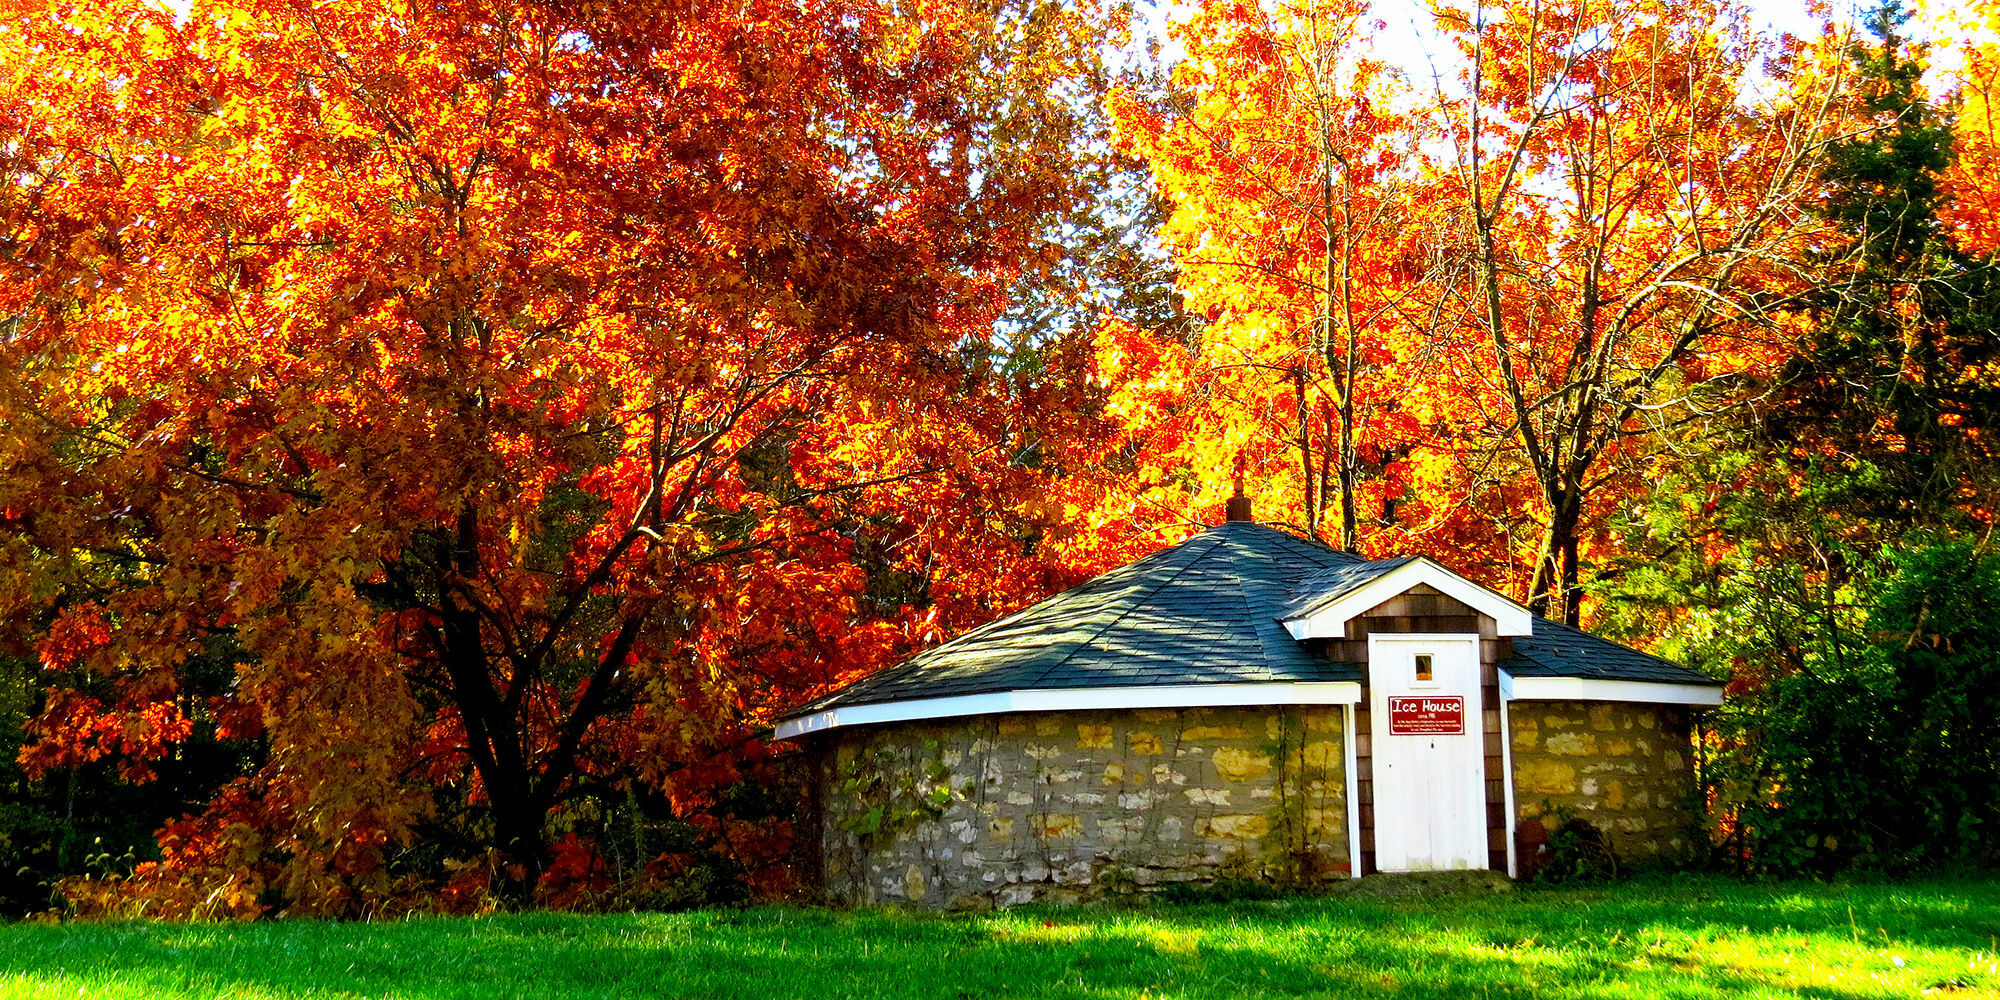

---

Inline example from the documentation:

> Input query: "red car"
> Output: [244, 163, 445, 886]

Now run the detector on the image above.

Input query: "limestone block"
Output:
[1040, 767, 1084, 784]
[1198, 814, 1270, 839]
[1182, 725, 1248, 739]
[1036, 717, 1065, 737]
[1060, 791, 1106, 806]
[1159, 816, 1185, 841]
[1638, 712, 1656, 730]
[1211, 747, 1272, 781]
[1605, 781, 1626, 810]
[1042, 815, 1082, 838]
[1517, 758, 1577, 795]
[1097, 816, 1144, 842]
[1103, 762, 1125, 785]
[989, 818, 1014, 839]
[1185, 787, 1231, 806]
[1304, 711, 1337, 733]
[905, 865, 928, 900]
[1605, 738, 1633, 756]
[1303, 741, 1342, 771]
[998, 718, 1027, 736]
[1306, 806, 1344, 836]
[1135, 709, 1179, 724]
[1544, 731, 1597, 756]
[1005, 791, 1034, 806]
[1117, 791, 1161, 809]
[1152, 765, 1187, 785]
[1544, 713, 1574, 729]
[1512, 715, 1540, 749]
[1591, 705, 1616, 731]
[1025, 744, 1062, 761]
[1128, 731, 1164, 755]
[1077, 724, 1113, 749]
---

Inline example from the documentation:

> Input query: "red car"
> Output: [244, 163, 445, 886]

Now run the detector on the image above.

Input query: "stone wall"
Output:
[1509, 700, 1698, 861]
[816, 706, 1349, 908]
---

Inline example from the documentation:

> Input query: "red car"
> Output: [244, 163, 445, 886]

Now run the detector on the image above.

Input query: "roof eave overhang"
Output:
[1498, 669, 1724, 706]
[771, 681, 1364, 741]
[1280, 557, 1533, 639]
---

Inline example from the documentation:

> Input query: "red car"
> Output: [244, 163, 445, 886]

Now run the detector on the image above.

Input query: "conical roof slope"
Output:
[790, 521, 1364, 715]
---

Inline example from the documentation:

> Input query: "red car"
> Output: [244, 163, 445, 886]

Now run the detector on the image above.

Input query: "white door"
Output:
[1368, 634, 1486, 872]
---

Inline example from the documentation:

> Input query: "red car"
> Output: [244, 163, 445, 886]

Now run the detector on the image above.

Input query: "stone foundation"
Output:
[812, 699, 1701, 906]
[1509, 700, 1698, 861]
[817, 706, 1350, 907]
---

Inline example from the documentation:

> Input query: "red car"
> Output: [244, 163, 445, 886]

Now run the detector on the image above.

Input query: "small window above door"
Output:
[1415, 654, 1434, 682]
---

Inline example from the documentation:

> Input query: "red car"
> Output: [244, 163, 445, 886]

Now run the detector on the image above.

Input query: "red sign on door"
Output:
[1387, 695, 1465, 735]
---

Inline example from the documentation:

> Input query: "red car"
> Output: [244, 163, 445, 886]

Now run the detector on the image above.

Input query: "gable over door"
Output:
[1368, 634, 1486, 872]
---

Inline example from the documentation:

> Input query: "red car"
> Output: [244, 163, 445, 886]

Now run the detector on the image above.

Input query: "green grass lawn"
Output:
[3, 874, 1998, 999]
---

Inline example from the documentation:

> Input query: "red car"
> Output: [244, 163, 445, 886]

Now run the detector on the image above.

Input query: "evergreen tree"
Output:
[1599, 1, 2000, 873]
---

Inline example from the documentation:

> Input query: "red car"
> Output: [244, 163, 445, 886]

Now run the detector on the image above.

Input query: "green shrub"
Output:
[1720, 544, 2000, 873]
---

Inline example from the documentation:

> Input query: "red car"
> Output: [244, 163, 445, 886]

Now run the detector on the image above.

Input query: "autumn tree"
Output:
[0, 0, 1126, 914]
[1103, 0, 1425, 549]
[1410, 0, 1849, 621]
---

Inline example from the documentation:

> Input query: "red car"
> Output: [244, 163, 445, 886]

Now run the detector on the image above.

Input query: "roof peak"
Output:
[1224, 466, 1254, 522]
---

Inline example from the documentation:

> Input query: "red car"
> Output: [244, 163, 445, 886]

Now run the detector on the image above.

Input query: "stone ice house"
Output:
[774, 505, 1723, 908]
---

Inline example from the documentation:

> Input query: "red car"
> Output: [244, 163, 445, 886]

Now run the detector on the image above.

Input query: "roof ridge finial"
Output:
[1225, 456, 1254, 523]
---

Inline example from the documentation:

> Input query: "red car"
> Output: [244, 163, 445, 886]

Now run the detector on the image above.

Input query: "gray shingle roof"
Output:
[1503, 618, 1717, 686]
[782, 523, 1718, 720]
[789, 522, 1365, 713]
[1276, 556, 1420, 618]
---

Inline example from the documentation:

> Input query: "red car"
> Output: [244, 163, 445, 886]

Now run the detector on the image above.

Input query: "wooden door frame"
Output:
[1366, 632, 1485, 872]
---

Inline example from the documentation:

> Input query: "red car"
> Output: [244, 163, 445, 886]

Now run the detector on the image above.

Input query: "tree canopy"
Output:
[2, 0, 1997, 913]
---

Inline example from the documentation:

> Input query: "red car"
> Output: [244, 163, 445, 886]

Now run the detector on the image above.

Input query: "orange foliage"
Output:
[1105, 0, 1845, 619]
[0, 0, 1127, 914]
[1103, 0, 1422, 552]
[1943, 5, 2000, 256]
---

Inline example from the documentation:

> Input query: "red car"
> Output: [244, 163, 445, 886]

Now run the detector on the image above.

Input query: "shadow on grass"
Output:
[4, 875, 1996, 1000]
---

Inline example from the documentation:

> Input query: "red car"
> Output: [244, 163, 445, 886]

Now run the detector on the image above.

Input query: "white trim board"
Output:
[1499, 696, 1519, 879]
[1281, 558, 1533, 640]
[1499, 672, 1723, 706]
[1341, 702, 1362, 880]
[773, 681, 1364, 740]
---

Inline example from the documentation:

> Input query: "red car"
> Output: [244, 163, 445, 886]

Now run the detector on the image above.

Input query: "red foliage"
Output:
[0, 0, 1129, 916]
